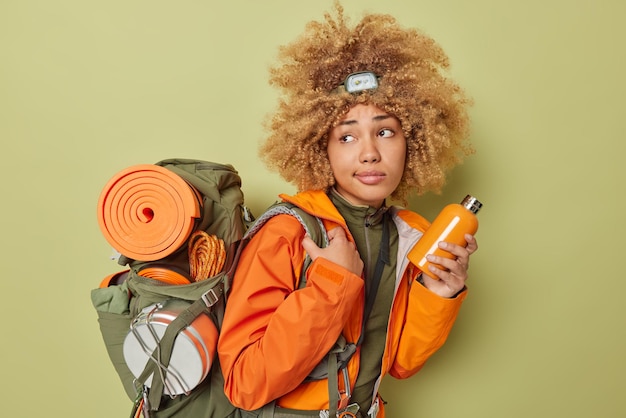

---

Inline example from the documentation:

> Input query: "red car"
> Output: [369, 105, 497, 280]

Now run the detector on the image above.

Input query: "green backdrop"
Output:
[1, 0, 624, 417]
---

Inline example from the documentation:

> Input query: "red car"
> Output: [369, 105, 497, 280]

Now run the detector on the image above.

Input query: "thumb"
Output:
[327, 225, 347, 241]
[301, 235, 321, 261]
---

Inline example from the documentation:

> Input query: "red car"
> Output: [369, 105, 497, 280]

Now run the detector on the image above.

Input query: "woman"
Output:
[218, 4, 477, 417]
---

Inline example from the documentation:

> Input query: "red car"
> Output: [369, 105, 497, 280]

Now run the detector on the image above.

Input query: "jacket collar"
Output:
[278, 190, 345, 225]
[279, 189, 431, 235]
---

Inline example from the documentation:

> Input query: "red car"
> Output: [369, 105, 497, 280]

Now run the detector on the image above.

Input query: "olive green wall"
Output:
[2, 0, 624, 417]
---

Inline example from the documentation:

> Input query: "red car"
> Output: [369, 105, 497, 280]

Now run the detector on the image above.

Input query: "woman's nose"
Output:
[360, 138, 381, 163]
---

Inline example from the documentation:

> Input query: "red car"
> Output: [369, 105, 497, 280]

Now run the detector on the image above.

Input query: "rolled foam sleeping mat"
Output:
[138, 267, 190, 285]
[97, 164, 202, 262]
[99, 270, 130, 288]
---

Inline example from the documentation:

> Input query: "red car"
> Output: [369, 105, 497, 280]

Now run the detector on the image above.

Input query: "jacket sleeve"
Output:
[389, 278, 467, 379]
[217, 214, 364, 410]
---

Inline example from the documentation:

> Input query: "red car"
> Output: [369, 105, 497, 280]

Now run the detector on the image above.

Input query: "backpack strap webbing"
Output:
[136, 298, 212, 410]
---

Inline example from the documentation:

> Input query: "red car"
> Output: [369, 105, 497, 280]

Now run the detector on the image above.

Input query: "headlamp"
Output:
[336, 71, 380, 94]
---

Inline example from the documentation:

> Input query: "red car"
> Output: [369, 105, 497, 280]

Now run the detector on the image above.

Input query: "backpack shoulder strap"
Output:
[246, 203, 357, 417]
[241, 201, 328, 289]
[244, 201, 327, 246]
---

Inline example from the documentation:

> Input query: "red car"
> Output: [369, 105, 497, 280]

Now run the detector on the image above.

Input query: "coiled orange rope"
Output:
[188, 231, 226, 281]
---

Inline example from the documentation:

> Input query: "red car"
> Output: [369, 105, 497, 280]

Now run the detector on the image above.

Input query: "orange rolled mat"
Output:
[99, 270, 130, 288]
[138, 267, 190, 285]
[97, 164, 202, 262]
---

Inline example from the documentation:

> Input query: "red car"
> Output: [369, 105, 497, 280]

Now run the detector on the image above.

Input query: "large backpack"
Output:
[91, 158, 328, 417]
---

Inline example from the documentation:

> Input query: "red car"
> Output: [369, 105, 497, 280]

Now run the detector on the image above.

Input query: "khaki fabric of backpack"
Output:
[91, 159, 325, 418]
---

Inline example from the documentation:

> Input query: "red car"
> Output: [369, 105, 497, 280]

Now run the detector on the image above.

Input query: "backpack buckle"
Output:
[201, 287, 222, 307]
[367, 397, 380, 418]
[319, 403, 359, 418]
[337, 367, 351, 410]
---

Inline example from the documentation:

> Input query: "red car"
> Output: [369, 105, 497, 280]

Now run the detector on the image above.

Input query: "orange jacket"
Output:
[218, 190, 467, 416]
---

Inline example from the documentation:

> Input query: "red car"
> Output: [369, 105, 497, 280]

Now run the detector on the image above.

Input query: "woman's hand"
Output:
[420, 234, 478, 298]
[302, 226, 364, 276]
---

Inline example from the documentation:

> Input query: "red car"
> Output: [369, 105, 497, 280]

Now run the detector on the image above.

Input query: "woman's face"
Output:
[327, 104, 406, 208]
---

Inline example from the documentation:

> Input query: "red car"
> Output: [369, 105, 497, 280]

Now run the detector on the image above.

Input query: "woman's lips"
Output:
[355, 171, 386, 185]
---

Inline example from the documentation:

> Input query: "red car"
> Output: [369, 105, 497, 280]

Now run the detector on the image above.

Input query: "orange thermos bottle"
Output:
[409, 195, 483, 279]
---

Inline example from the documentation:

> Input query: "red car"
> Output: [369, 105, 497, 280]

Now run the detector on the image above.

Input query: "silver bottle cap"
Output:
[461, 195, 482, 214]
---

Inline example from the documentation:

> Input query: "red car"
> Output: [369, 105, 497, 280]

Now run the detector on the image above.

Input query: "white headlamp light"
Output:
[337, 71, 380, 94]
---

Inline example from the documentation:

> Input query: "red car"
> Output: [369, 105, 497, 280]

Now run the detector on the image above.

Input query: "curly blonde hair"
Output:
[260, 2, 472, 202]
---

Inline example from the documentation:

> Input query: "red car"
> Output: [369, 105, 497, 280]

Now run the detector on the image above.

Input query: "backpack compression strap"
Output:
[136, 298, 213, 410]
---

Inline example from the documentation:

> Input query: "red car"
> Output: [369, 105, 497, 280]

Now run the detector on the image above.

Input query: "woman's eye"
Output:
[378, 129, 394, 138]
[340, 134, 355, 143]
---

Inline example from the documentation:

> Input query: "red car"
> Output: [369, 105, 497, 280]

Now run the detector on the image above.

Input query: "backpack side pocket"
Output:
[91, 284, 137, 400]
